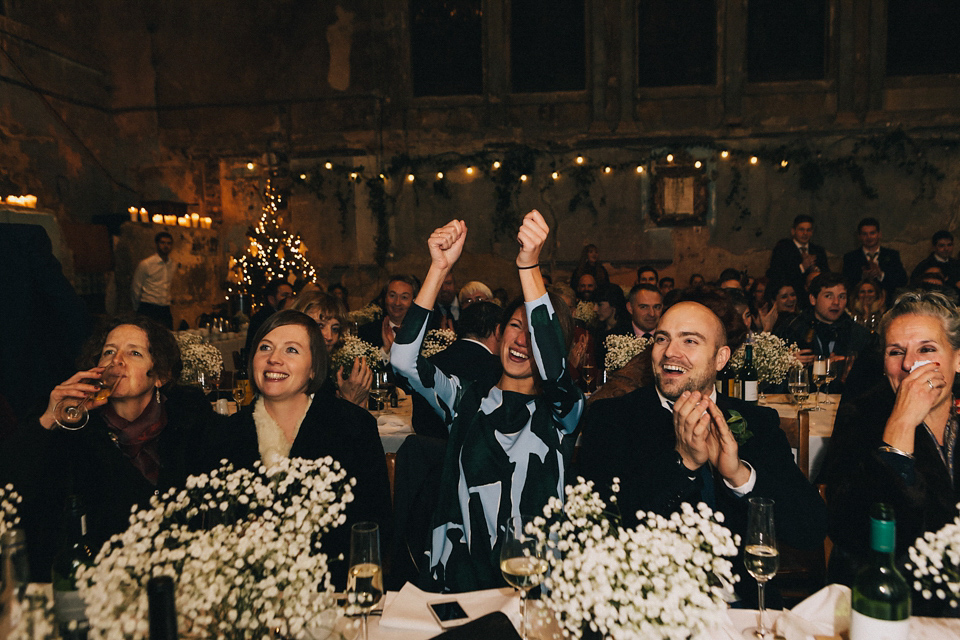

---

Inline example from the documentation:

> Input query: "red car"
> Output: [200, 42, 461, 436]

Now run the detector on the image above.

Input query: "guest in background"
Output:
[636, 265, 659, 287]
[392, 212, 583, 593]
[458, 280, 493, 309]
[1, 316, 215, 577]
[594, 283, 633, 368]
[576, 273, 597, 301]
[911, 230, 960, 292]
[820, 290, 960, 607]
[549, 282, 594, 385]
[131, 231, 176, 329]
[689, 273, 706, 288]
[358, 274, 420, 356]
[847, 278, 887, 330]
[658, 277, 675, 296]
[749, 277, 769, 317]
[758, 282, 799, 333]
[569, 243, 609, 291]
[211, 310, 391, 589]
[842, 217, 908, 302]
[432, 272, 460, 331]
[717, 268, 744, 291]
[292, 290, 372, 407]
[766, 215, 829, 304]
[328, 283, 350, 311]
[244, 278, 294, 353]
[626, 284, 663, 341]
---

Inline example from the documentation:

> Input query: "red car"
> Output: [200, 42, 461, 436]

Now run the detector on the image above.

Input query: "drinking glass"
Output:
[581, 365, 597, 392]
[742, 497, 779, 639]
[369, 370, 390, 410]
[787, 368, 810, 412]
[810, 357, 827, 411]
[500, 516, 547, 640]
[821, 356, 839, 405]
[346, 522, 382, 640]
[52, 362, 122, 430]
[232, 386, 245, 405]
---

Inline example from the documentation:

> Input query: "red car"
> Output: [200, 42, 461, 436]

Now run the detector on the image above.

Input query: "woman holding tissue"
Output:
[391, 211, 583, 593]
[821, 290, 960, 592]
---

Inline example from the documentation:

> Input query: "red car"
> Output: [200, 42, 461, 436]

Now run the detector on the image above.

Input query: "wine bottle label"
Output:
[850, 610, 908, 640]
[743, 380, 758, 402]
[80, 514, 87, 538]
[53, 589, 87, 623]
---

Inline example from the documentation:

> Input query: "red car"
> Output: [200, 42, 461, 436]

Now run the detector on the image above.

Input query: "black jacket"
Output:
[767, 238, 829, 300]
[842, 247, 908, 299]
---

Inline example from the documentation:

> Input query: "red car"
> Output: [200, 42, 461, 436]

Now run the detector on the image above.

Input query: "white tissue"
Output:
[911, 359, 935, 372]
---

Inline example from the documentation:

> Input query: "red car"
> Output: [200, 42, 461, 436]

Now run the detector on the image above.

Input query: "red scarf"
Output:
[102, 392, 168, 485]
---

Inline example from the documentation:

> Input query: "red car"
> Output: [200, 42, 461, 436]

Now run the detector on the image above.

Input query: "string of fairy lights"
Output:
[227, 177, 318, 300]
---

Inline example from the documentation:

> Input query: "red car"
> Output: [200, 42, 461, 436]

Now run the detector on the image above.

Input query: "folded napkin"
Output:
[380, 583, 519, 633]
[378, 415, 412, 433]
[774, 583, 851, 640]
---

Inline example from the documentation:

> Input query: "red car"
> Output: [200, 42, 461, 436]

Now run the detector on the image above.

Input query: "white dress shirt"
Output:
[131, 253, 174, 307]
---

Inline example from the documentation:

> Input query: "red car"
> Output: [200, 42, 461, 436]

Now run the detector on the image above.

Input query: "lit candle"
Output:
[139, 208, 149, 223]
[190, 213, 200, 227]
[163, 215, 176, 226]
[201, 217, 212, 229]
[23, 195, 37, 209]
[178, 217, 189, 227]
[152, 214, 163, 224]
[128, 206, 138, 222]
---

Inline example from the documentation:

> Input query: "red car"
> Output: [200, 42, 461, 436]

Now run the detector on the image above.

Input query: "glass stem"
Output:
[756, 582, 766, 635]
[361, 613, 369, 640]
[519, 589, 527, 640]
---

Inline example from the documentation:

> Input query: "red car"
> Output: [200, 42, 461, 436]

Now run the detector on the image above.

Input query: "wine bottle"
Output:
[850, 503, 910, 640]
[741, 338, 758, 404]
[235, 349, 253, 406]
[148, 576, 178, 640]
[52, 495, 95, 637]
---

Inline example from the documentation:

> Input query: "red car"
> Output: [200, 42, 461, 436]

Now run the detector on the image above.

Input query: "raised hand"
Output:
[40, 367, 106, 430]
[707, 404, 751, 487]
[428, 219, 468, 271]
[883, 361, 947, 453]
[673, 390, 714, 470]
[516, 210, 549, 268]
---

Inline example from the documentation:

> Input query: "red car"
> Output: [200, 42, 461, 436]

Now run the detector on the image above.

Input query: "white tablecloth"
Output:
[372, 390, 414, 453]
[764, 393, 838, 479]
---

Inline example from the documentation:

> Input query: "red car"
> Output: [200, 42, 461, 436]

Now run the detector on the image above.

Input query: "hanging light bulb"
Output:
[694, 161, 702, 169]
[324, 162, 333, 170]
[492, 161, 501, 170]
[520, 174, 528, 182]
[576, 156, 584, 165]
[720, 151, 729, 159]
[436, 172, 444, 180]
[466, 166, 474, 175]
[750, 156, 759, 165]
[407, 174, 415, 183]
[551, 172, 560, 180]
[636, 166, 644, 174]
[666, 154, 674, 163]
[603, 166, 612, 174]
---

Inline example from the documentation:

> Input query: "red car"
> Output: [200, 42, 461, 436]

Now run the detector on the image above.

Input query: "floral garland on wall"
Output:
[297, 128, 951, 264]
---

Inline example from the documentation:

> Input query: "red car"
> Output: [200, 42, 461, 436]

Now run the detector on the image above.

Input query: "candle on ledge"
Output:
[24, 195, 37, 208]
[201, 217, 212, 229]
[152, 214, 163, 224]
[128, 206, 138, 222]
[163, 214, 176, 226]
[139, 208, 149, 223]
[190, 212, 200, 227]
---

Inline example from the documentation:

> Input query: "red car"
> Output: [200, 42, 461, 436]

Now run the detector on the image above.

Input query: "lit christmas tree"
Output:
[228, 177, 318, 307]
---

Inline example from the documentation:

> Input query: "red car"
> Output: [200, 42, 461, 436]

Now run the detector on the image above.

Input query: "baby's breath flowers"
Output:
[603, 334, 652, 371]
[728, 332, 800, 387]
[421, 328, 456, 358]
[906, 506, 960, 608]
[533, 478, 739, 640]
[347, 303, 382, 327]
[0, 482, 22, 537]
[174, 333, 224, 386]
[574, 301, 598, 327]
[77, 457, 354, 640]
[331, 336, 384, 375]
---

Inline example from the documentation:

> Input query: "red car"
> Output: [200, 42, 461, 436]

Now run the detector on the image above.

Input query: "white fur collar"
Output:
[253, 394, 314, 467]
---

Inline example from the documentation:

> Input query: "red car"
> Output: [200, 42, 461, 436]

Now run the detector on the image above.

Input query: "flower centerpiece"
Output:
[0, 483, 21, 537]
[421, 328, 456, 358]
[574, 301, 598, 328]
[603, 334, 652, 371]
[728, 332, 800, 387]
[174, 333, 224, 386]
[905, 506, 960, 609]
[77, 457, 354, 640]
[347, 304, 382, 327]
[331, 335, 384, 376]
[534, 478, 739, 640]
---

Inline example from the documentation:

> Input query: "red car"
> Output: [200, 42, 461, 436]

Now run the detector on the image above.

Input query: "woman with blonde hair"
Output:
[848, 278, 886, 330]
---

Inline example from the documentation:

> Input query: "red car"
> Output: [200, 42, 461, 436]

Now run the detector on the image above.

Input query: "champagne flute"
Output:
[787, 368, 809, 412]
[53, 362, 122, 430]
[500, 516, 547, 640]
[346, 522, 382, 640]
[742, 497, 779, 639]
[821, 356, 839, 404]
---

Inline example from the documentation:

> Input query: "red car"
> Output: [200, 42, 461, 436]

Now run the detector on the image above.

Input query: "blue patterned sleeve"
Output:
[524, 293, 585, 434]
[390, 303, 463, 428]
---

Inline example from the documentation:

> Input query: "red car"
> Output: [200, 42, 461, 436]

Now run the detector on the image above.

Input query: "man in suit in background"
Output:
[411, 301, 502, 440]
[842, 217, 907, 301]
[911, 230, 960, 292]
[358, 274, 420, 356]
[576, 298, 826, 607]
[430, 272, 460, 332]
[767, 215, 829, 305]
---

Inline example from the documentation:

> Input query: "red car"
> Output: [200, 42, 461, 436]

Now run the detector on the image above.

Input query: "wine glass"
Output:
[500, 515, 547, 640]
[53, 362, 122, 430]
[787, 368, 809, 412]
[197, 372, 214, 398]
[809, 358, 827, 411]
[742, 497, 779, 639]
[820, 356, 839, 405]
[232, 386, 245, 406]
[346, 522, 382, 640]
[369, 370, 390, 410]
[581, 365, 597, 392]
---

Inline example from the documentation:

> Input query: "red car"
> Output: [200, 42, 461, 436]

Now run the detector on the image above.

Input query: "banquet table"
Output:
[371, 389, 415, 453]
[763, 393, 838, 479]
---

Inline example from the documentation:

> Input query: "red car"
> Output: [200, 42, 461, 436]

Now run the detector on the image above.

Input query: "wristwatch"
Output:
[676, 451, 699, 480]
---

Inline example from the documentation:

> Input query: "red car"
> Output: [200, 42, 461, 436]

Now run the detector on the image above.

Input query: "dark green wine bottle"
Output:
[741, 339, 758, 404]
[148, 576, 179, 640]
[850, 503, 910, 640]
[52, 495, 95, 638]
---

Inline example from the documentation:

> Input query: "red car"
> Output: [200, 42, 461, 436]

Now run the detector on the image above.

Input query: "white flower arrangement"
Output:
[175, 333, 224, 386]
[8, 585, 58, 640]
[0, 482, 21, 538]
[331, 335, 384, 374]
[421, 328, 456, 358]
[76, 457, 354, 640]
[728, 332, 800, 386]
[534, 478, 740, 640]
[574, 301, 598, 327]
[347, 304, 382, 327]
[906, 506, 960, 608]
[603, 334, 652, 371]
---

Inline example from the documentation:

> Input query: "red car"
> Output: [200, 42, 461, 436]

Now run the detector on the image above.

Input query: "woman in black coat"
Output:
[821, 290, 960, 602]
[209, 310, 391, 588]
[1, 316, 216, 577]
